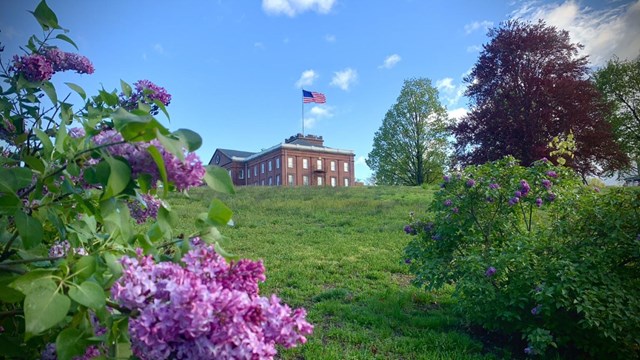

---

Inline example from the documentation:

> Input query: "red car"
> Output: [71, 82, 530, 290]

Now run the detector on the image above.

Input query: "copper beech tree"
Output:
[453, 20, 627, 178]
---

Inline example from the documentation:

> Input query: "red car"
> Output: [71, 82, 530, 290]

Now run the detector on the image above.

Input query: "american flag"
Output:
[302, 90, 326, 104]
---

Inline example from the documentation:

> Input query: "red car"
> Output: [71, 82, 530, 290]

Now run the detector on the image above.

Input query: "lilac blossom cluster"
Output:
[12, 48, 94, 82]
[91, 130, 205, 191]
[128, 193, 162, 224]
[48, 240, 88, 257]
[120, 80, 172, 115]
[111, 243, 313, 360]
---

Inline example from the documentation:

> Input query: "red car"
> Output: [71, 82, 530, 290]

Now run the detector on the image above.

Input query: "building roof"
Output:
[217, 148, 256, 159]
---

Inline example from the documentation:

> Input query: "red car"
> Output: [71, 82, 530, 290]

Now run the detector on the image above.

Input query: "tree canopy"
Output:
[453, 19, 627, 177]
[594, 57, 640, 178]
[367, 78, 450, 185]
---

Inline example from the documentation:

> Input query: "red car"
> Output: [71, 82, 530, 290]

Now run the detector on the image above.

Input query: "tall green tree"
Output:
[594, 57, 640, 178]
[367, 78, 450, 185]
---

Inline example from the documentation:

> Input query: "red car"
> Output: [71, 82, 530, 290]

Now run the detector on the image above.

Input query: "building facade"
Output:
[209, 134, 355, 187]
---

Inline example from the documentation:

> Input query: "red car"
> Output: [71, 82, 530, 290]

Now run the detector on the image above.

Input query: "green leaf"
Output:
[174, 128, 202, 152]
[207, 198, 233, 226]
[156, 129, 184, 161]
[0, 167, 33, 193]
[0, 194, 20, 214]
[98, 89, 119, 107]
[41, 81, 58, 104]
[68, 281, 105, 310]
[55, 120, 67, 154]
[55, 34, 78, 50]
[72, 255, 96, 282]
[102, 157, 131, 200]
[56, 328, 86, 360]
[153, 99, 170, 120]
[9, 269, 55, 295]
[147, 145, 168, 197]
[111, 107, 166, 142]
[23, 155, 45, 174]
[14, 210, 44, 249]
[30, 0, 61, 31]
[103, 252, 122, 277]
[35, 128, 54, 157]
[204, 166, 235, 194]
[0, 275, 25, 303]
[65, 82, 86, 100]
[120, 80, 132, 98]
[24, 280, 70, 338]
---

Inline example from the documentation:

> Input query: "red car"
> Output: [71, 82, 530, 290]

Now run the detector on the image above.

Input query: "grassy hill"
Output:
[167, 186, 497, 359]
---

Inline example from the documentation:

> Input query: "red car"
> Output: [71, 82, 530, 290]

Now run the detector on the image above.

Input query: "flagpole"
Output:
[301, 89, 304, 136]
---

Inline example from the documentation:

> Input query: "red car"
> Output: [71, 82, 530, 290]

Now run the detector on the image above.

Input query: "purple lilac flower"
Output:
[111, 242, 313, 360]
[546, 171, 558, 178]
[531, 305, 542, 315]
[134, 80, 172, 106]
[541, 179, 552, 190]
[540, 157, 549, 163]
[485, 266, 496, 277]
[514, 190, 522, 198]
[48, 240, 87, 257]
[489, 183, 500, 190]
[443, 199, 453, 207]
[520, 180, 530, 196]
[593, 187, 600, 193]
[452, 207, 459, 214]
[535, 198, 543, 207]
[403, 225, 413, 234]
[547, 193, 556, 202]
[41, 342, 101, 360]
[91, 130, 205, 191]
[431, 233, 441, 241]
[524, 346, 534, 355]
[68, 127, 86, 138]
[486, 196, 494, 203]
[466, 179, 476, 187]
[12, 54, 53, 82]
[404, 258, 412, 264]
[509, 197, 520, 206]
[443, 175, 450, 183]
[128, 193, 162, 224]
[43, 48, 94, 74]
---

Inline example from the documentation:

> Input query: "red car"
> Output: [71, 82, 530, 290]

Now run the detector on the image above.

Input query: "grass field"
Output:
[167, 186, 499, 359]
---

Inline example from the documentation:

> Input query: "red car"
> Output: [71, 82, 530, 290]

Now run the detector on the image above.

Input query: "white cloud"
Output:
[355, 156, 367, 166]
[254, 42, 265, 50]
[324, 34, 336, 42]
[512, 0, 640, 65]
[330, 68, 357, 91]
[378, 54, 401, 69]
[466, 44, 482, 52]
[304, 117, 318, 128]
[448, 107, 468, 122]
[262, 0, 336, 17]
[464, 20, 493, 34]
[153, 43, 165, 54]
[304, 105, 333, 129]
[295, 69, 319, 88]
[436, 77, 467, 107]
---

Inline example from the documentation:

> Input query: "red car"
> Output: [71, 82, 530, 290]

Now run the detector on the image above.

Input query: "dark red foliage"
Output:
[453, 20, 627, 177]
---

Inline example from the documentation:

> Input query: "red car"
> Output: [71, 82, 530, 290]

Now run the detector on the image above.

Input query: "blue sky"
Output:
[1, 0, 639, 181]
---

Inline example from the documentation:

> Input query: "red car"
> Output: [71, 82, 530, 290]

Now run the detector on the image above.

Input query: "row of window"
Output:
[247, 175, 350, 187]
[237, 157, 350, 180]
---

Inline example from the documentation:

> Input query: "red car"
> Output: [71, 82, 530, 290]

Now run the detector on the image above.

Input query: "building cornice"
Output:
[230, 143, 354, 162]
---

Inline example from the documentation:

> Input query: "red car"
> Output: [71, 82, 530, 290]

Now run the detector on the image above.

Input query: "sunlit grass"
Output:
[166, 186, 499, 359]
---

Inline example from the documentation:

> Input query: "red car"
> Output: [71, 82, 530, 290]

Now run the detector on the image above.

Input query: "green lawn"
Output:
[167, 186, 498, 359]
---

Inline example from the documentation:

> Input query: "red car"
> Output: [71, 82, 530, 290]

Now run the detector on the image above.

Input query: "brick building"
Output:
[209, 134, 355, 187]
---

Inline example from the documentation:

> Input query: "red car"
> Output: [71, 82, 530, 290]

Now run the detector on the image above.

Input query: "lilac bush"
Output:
[111, 243, 313, 360]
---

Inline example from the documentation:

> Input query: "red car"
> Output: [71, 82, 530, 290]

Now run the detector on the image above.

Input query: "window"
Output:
[303, 159, 308, 169]
[261, 180, 265, 186]
[287, 157, 294, 168]
[331, 177, 337, 187]
[228, 170, 232, 177]
[344, 178, 349, 187]
[343, 162, 349, 172]
[248, 168, 251, 179]
[288, 174, 294, 186]
[276, 175, 280, 185]
[276, 158, 280, 169]
[303, 175, 309, 186]
[261, 163, 265, 174]
[268, 177, 272, 185]
[330, 161, 336, 171]
[254, 165, 257, 177]
[268, 160, 272, 172]
[317, 177, 323, 186]
[239, 169, 244, 179]
[316, 159, 322, 170]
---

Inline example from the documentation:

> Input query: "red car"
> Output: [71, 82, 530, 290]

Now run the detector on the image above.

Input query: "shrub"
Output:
[404, 156, 640, 357]
[0, 2, 311, 359]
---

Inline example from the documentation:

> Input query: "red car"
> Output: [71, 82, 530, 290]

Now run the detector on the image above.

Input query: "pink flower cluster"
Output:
[12, 48, 94, 82]
[120, 80, 171, 115]
[92, 130, 205, 191]
[128, 193, 162, 224]
[48, 240, 88, 257]
[111, 243, 313, 360]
